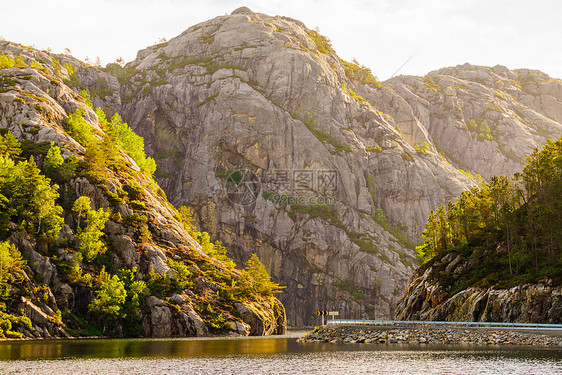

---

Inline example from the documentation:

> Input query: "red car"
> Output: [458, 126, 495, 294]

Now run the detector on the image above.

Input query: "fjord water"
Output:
[0, 332, 560, 375]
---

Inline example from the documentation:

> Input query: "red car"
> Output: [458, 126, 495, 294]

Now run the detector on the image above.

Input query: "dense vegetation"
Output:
[306, 29, 333, 55]
[0, 120, 282, 337]
[417, 138, 562, 291]
[340, 58, 381, 89]
[67, 90, 157, 178]
[0, 57, 284, 338]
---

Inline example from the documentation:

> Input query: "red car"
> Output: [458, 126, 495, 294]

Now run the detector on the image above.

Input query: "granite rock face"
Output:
[395, 264, 562, 324]
[101, 10, 466, 326]
[72, 9, 562, 327]
[379, 64, 562, 179]
[0, 40, 286, 338]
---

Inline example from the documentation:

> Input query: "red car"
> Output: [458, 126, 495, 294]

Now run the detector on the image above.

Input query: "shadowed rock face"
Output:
[395, 259, 562, 324]
[73, 10, 561, 326]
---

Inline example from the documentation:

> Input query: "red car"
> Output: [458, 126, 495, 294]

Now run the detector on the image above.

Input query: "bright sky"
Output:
[1, 0, 561, 80]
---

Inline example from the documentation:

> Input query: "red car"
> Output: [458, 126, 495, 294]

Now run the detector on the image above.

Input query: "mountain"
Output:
[42, 7, 562, 326]
[382, 64, 562, 180]
[396, 138, 562, 323]
[0, 41, 285, 338]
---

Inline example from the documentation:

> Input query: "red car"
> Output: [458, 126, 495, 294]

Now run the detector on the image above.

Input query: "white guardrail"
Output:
[326, 319, 562, 331]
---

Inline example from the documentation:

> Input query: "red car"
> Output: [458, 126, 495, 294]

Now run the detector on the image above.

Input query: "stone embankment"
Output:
[298, 325, 562, 346]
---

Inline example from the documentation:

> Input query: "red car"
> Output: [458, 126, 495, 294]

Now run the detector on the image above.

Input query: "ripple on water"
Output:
[1, 349, 561, 375]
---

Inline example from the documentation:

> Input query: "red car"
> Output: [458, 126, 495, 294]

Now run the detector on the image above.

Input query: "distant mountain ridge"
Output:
[381, 63, 562, 179]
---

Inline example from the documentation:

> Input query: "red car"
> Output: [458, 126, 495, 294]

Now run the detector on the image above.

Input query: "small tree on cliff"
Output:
[243, 254, 284, 297]
[0, 241, 25, 300]
[72, 196, 110, 261]
[44, 142, 64, 177]
[88, 273, 127, 334]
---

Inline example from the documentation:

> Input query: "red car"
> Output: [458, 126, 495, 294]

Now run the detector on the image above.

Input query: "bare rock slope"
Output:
[76, 8, 561, 326]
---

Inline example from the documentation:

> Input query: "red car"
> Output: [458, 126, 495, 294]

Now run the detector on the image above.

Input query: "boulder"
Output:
[19, 298, 50, 325]
[111, 234, 140, 267]
[144, 244, 172, 275]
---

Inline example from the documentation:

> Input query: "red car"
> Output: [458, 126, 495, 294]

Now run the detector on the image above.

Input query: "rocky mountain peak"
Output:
[231, 6, 255, 15]
[47, 10, 562, 327]
[382, 62, 562, 179]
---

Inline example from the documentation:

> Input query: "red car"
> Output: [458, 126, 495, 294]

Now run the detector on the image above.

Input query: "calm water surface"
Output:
[0, 331, 560, 374]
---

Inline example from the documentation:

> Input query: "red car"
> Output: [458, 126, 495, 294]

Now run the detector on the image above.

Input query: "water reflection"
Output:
[0, 336, 290, 360]
[0, 335, 561, 375]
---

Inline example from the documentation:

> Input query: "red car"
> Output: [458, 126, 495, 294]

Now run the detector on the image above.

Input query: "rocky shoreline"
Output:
[298, 325, 562, 347]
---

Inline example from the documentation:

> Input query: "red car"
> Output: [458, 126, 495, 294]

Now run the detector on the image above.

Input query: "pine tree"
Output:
[72, 196, 91, 229]
[44, 142, 64, 176]
[108, 113, 156, 177]
[416, 137, 561, 287]
[0, 131, 21, 159]
[0, 241, 25, 299]
[77, 207, 110, 262]
[244, 253, 283, 297]
[88, 274, 127, 333]
[64, 109, 94, 147]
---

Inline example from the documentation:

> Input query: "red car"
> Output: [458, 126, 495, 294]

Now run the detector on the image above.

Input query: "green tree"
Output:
[0, 155, 63, 243]
[197, 232, 235, 268]
[116, 268, 146, 311]
[77, 207, 110, 261]
[0, 241, 25, 300]
[72, 196, 91, 229]
[83, 140, 106, 181]
[44, 142, 64, 176]
[107, 113, 156, 176]
[436, 204, 452, 251]
[0, 303, 33, 338]
[416, 137, 561, 289]
[99, 132, 120, 166]
[243, 253, 284, 297]
[88, 274, 127, 333]
[0, 155, 18, 234]
[168, 259, 193, 290]
[94, 107, 108, 128]
[145, 270, 172, 298]
[79, 90, 93, 108]
[0, 131, 21, 159]
[64, 109, 94, 147]
[116, 267, 146, 336]
[66, 252, 92, 286]
[59, 155, 78, 180]
[416, 210, 440, 263]
[178, 206, 198, 237]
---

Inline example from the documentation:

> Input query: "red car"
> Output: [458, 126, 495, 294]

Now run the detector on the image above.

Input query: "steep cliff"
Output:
[396, 265, 562, 323]
[55, 8, 562, 326]
[0, 41, 285, 338]
[102, 8, 477, 325]
[396, 138, 562, 323]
